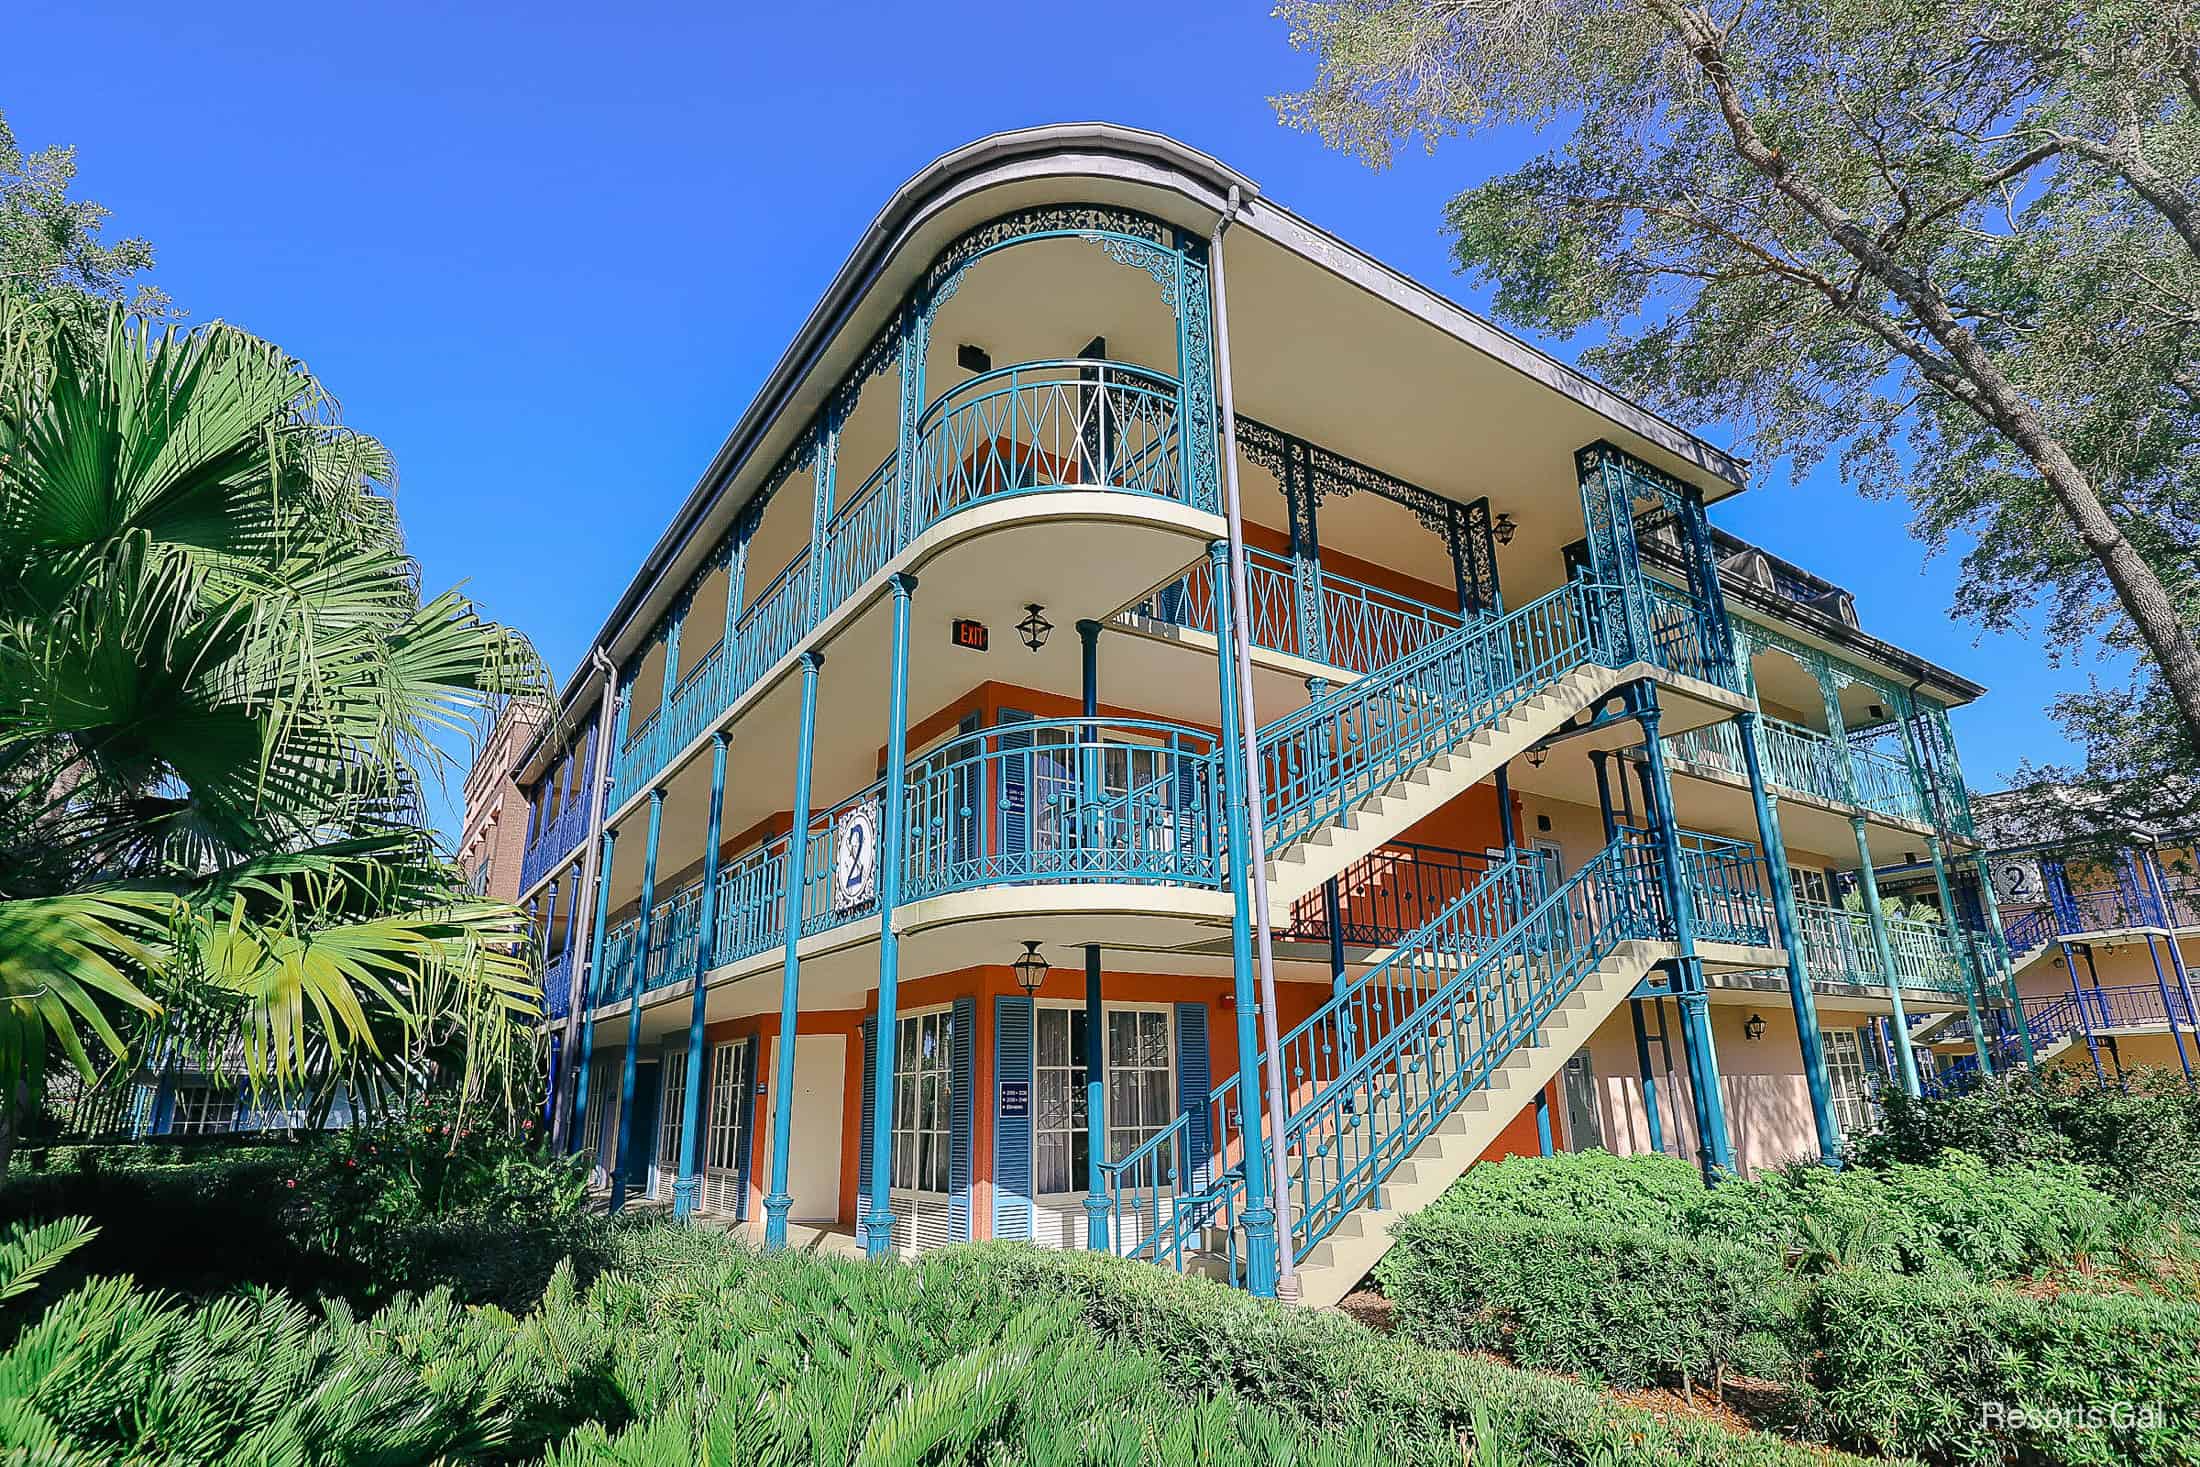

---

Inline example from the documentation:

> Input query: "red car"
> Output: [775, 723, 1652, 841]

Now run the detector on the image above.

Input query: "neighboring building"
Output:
[125, 1043, 355, 1138]
[458, 698, 548, 903]
[492, 125, 1998, 1305]
[1886, 787, 2200, 1085]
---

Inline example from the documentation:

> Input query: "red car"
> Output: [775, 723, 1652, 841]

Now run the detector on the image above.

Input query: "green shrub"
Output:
[2, 1122, 596, 1312]
[1799, 1272, 2200, 1466]
[1854, 1070, 2200, 1216]
[943, 1243, 1858, 1465]
[1412, 1148, 1707, 1232]
[1681, 1151, 2160, 1282]
[1378, 1209, 1798, 1391]
[0, 1213, 1877, 1467]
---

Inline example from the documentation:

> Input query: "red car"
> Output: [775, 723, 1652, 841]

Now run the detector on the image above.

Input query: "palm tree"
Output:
[0, 294, 548, 1153]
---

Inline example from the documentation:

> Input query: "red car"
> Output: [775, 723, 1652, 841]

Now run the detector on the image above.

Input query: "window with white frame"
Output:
[1034, 1006, 1175, 1194]
[1792, 866, 1832, 907]
[703, 1040, 749, 1216]
[582, 1056, 619, 1172]
[1822, 1026, 1876, 1137]
[656, 1049, 690, 1181]
[169, 1085, 236, 1135]
[891, 1009, 955, 1194]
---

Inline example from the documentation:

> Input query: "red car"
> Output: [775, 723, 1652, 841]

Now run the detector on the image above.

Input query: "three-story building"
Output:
[479, 125, 2000, 1304]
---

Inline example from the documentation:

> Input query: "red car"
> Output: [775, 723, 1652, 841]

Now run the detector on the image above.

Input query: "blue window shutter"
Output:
[1174, 1002, 1211, 1186]
[999, 710, 1033, 866]
[731, 1037, 757, 1223]
[949, 995, 976, 1241]
[992, 995, 1034, 1241]
[857, 1017, 877, 1246]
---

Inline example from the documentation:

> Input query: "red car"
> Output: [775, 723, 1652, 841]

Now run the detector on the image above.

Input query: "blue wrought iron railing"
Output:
[1661, 715, 1927, 825]
[2000, 905, 2054, 959]
[519, 759, 596, 893]
[610, 359, 1210, 806]
[902, 719, 1223, 901]
[1284, 841, 1498, 948]
[1257, 578, 1637, 856]
[1676, 830, 1777, 946]
[587, 716, 1226, 1009]
[1102, 827, 1724, 1277]
[910, 359, 1186, 527]
[2022, 984, 2196, 1050]
[541, 946, 574, 1021]
[1794, 898, 1968, 995]
[1123, 546, 1463, 677]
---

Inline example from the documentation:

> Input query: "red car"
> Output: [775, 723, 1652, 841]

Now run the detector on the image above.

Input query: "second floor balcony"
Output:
[612, 360, 1211, 809]
[1793, 897, 1970, 997]
[1661, 714, 1928, 826]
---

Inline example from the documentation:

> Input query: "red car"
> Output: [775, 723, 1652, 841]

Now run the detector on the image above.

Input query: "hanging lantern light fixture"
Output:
[1013, 941, 1048, 995]
[1017, 603, 1053, 653]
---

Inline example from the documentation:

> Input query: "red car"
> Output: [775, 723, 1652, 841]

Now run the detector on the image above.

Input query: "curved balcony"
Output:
[902, 718, 1223, 903]
[910, 359, 1187, 526]
[589, 717, 1223, 1009]
[612, 360, 1207, 806]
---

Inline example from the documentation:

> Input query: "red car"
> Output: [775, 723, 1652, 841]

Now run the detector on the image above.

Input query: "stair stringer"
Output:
[1286, 937, 1681, 1309]
[1263, 662, 1639, 913]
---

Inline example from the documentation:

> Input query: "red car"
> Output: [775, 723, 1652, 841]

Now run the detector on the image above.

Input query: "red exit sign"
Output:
[950, 618, 989, 651]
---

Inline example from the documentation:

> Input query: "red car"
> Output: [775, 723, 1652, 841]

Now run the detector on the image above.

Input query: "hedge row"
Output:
[915, 1241, 1870, 1466]
[1805, 1273, 2200, 1467]
[1376, 1211, 1800, 1390]
[1378, 1206, 2200, 1466]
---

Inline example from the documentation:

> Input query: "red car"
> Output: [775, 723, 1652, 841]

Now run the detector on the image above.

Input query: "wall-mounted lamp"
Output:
[1492, 512, 1518, 546]
[1744, 1012, 1767, 1041]
[1013, 941, 1048, 995]
[1018, 604, 1053, 653]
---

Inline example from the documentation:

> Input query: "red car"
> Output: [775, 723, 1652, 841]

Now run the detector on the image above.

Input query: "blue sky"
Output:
[9, 1, 2097, 835]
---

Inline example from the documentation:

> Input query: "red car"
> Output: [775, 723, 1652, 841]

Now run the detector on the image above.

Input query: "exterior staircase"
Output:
[1254, 576, 1702, 910]
[1102, 830, 1716, 1305]
[1091, 569, 1751, 1305]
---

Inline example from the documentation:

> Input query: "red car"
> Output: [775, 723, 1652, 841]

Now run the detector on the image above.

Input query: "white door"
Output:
[772, 1033, 845, 1222]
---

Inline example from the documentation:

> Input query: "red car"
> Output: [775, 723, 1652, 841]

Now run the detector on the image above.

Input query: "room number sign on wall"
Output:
[834, 799, 881, 911]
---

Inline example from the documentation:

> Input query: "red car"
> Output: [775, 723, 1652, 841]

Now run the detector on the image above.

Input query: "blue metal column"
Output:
[763, 652, 823, 1247]
[1590, 750, 1617, 840]
[1970, 853, 2038, 1068]
[1925, 835, 1993, 1075]
[1637, 692, 1734, 1179]
[1850, 816, 1920, 1098]
[610, 789, 665, 1211]
[2058, 938, 2109, 1084]
[1078, 618, 1110, 1252]
[2140, 933, 2195, 1084]
[1738, 713, 1841, 1166]
[864, 574, 917, 1259]
[673, 730, 731, 1217]
[569, 827, 617, 1153]
[2140, 849, 2200, 1079]
[1628, 998, 1667, 1154]
[1208, 538, 1278, 1298]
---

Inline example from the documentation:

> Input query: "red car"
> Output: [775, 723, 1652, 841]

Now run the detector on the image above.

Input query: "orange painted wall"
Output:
[774, 960, 1335, 1238]
[1478, 1083, 1563, 1163]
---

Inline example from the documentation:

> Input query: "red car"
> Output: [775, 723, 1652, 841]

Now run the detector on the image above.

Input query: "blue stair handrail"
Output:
[1255, 578, 1631, 855]
[1102, 828, 1683, 1275]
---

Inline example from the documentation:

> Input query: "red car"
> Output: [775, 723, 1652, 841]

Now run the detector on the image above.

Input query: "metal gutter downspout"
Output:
[551, 647, 619, 1151]
[1210, 185, 1300, 1303]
